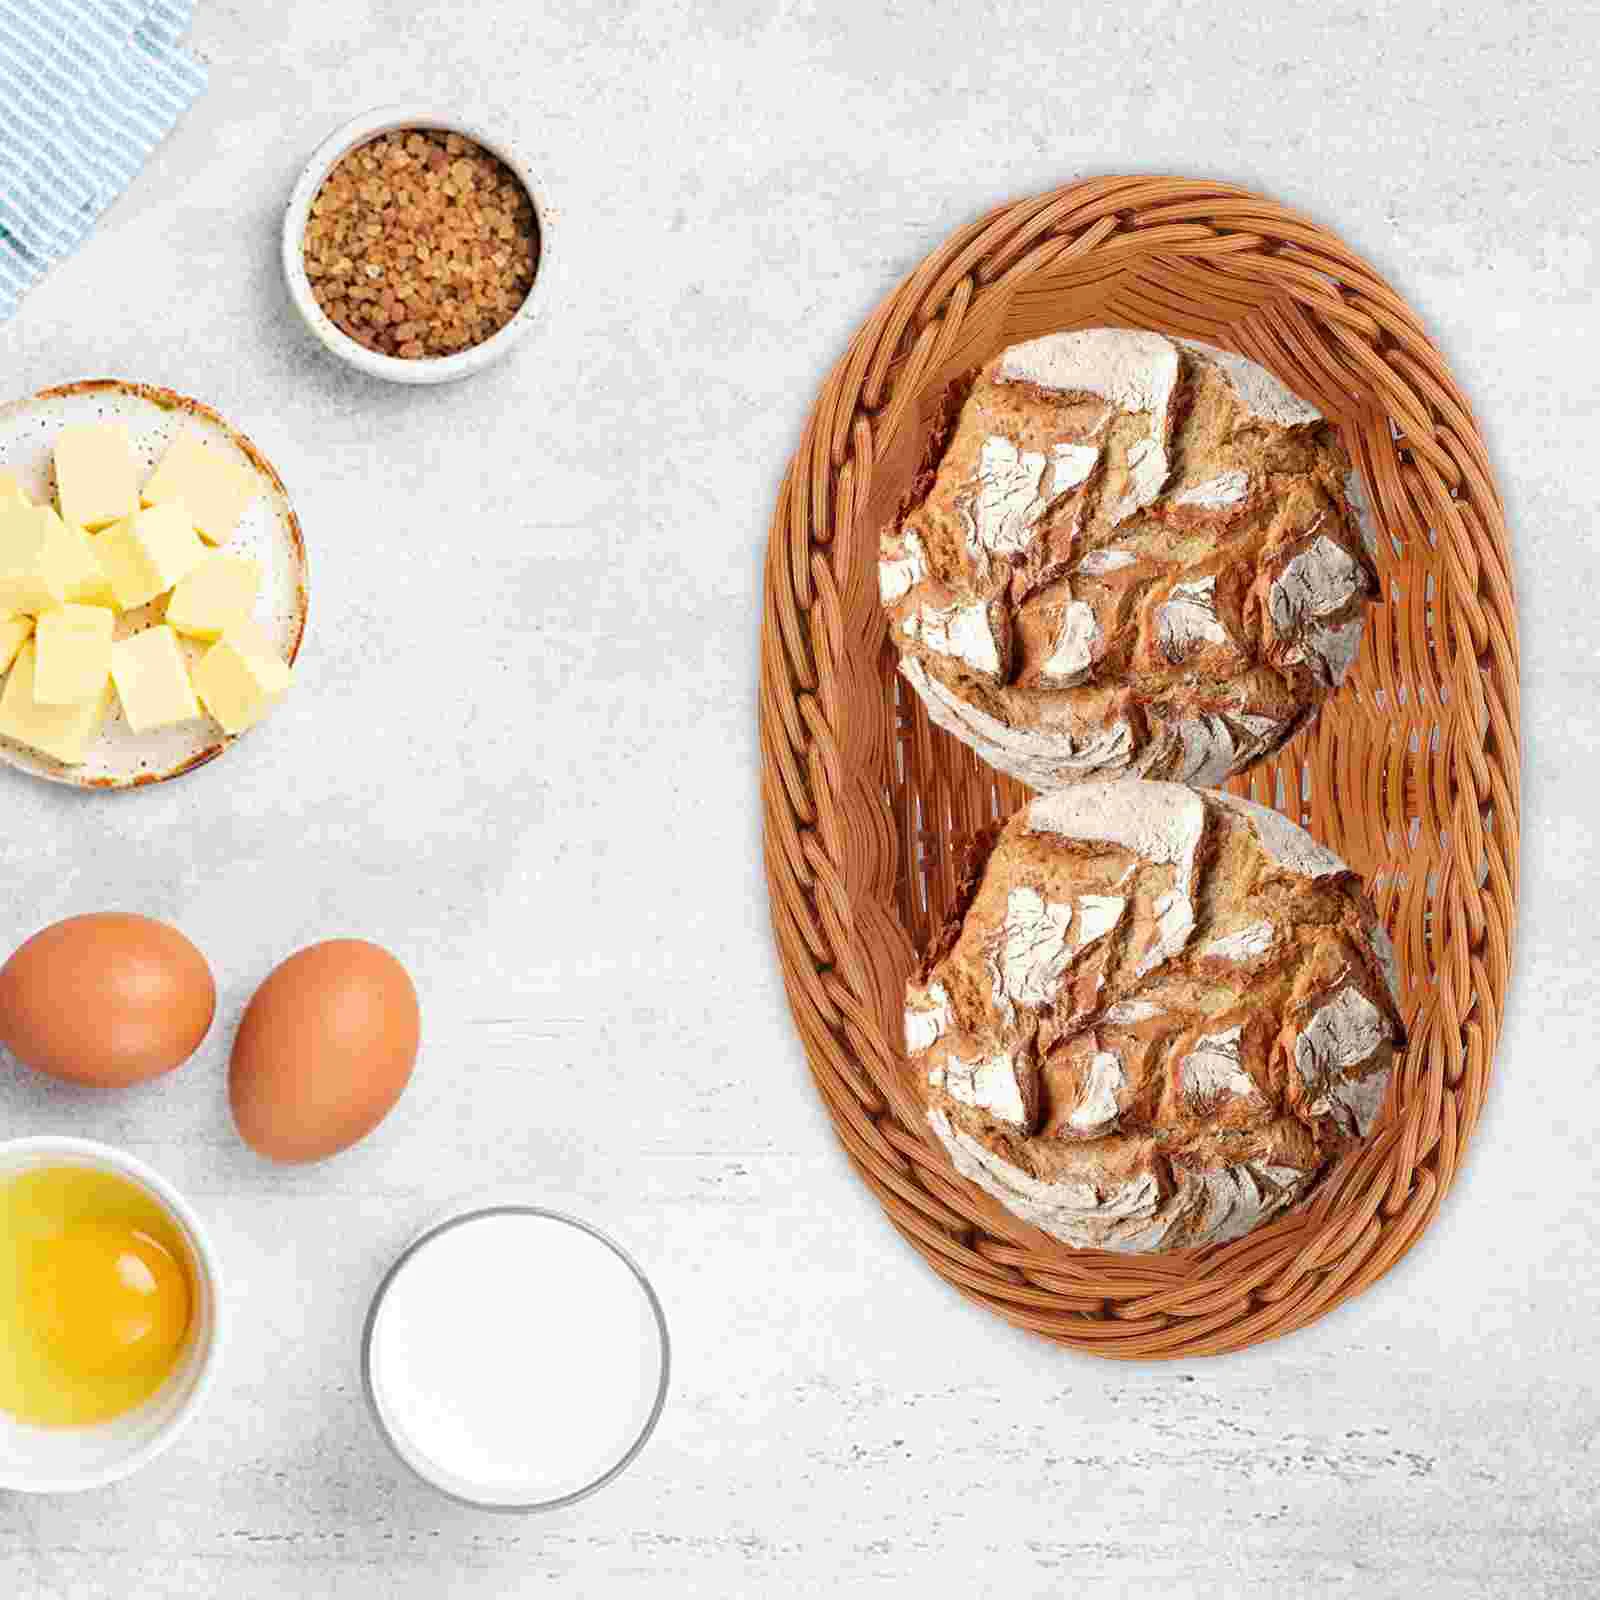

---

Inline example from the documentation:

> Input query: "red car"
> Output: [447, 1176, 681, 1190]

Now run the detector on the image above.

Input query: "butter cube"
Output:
[165, 551, 261, 642]
[33, 605, 114, 705]
[191, 617, 291, 735]
[0, 640, 111, 764]
[54, 423, 138, 532]
[0, 499, 68, 615]
[0, 614, 32, 674]
[110, 625, 202, 732]
[37, 508, 115, 608]
[142, 432, 257, 546]
[96, 502, 206, 610]
[0, 468, 28, 506]
[0, 497, 32, 556]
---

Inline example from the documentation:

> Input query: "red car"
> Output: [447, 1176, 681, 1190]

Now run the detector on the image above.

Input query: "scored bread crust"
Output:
[908, 780, 1406, 1253]
[880, 330, 1380, 790]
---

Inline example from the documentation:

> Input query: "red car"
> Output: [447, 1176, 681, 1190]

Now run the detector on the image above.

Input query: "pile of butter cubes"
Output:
[0, 424, 293, 766]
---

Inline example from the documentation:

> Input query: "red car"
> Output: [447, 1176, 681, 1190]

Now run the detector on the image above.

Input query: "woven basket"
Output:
[760, 177, 1520, 1358]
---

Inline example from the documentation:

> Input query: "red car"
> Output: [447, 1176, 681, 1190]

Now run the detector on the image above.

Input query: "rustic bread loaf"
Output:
[909, 780, 1405, 1253]
[880, 330, 1380, 789]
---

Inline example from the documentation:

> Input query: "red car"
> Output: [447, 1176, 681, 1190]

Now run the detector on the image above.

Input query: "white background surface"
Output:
[0, 2, 1594, 1596]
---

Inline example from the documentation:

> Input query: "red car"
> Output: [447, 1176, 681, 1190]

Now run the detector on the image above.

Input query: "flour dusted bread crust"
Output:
[909, 781, 1405, 1253]
[881, 330, 1380, 789]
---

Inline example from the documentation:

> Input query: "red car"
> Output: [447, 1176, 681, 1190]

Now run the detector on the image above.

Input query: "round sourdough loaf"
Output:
[909, 780, 1406, 1253]
[880, 329, 1381, 789]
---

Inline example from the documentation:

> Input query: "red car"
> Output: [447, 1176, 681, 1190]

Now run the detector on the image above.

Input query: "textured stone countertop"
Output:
[0, 2, 1594, 1596]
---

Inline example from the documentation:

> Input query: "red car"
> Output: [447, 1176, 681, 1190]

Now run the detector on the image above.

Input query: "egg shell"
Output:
[230, 939, 419, 1164]
[0, 913, 216, 1088]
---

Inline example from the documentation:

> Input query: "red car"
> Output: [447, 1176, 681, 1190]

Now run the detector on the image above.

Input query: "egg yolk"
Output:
[24, 1222, 191, 1378]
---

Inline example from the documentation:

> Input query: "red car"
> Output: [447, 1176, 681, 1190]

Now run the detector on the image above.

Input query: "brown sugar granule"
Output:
[303, 129, 540, 359]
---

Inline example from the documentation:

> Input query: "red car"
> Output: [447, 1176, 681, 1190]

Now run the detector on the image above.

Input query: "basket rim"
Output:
[759, 175, 1520, 1359]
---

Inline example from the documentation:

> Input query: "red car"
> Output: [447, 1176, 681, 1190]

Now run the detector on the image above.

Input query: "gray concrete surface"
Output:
[1, 1, 1595, 1595]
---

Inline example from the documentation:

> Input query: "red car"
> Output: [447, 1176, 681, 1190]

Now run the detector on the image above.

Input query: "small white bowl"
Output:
[0, 1137, 225, 1494]
[281, 104, 554, 385]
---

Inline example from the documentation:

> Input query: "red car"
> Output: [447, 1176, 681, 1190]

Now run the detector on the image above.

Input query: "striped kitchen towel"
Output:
[0, 0, 206, 321]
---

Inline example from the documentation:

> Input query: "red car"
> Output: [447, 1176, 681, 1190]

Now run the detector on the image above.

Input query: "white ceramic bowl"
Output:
[0, 1137, 224, 1493]
[281, 104, 554, 384]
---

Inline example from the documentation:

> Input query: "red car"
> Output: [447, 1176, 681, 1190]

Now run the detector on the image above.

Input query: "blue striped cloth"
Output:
[0, 0, 206, 321]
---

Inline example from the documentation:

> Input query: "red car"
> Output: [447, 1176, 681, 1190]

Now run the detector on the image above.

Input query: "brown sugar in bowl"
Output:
[282, 105, 555, 385]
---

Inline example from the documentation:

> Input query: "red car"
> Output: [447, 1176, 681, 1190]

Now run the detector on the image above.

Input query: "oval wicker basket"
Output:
[760, 177, 1520, 1358]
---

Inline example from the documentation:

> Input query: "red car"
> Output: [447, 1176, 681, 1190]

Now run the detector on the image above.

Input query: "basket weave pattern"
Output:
[760, 178, 1519, 1357]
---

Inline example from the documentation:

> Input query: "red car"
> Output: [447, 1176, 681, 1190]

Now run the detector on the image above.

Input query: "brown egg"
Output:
[230, 939, 419, 1164]
[0, 913, 216, 1087]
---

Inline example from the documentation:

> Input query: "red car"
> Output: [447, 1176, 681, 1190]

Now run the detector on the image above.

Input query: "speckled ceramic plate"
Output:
[0, 381, 308, 790]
